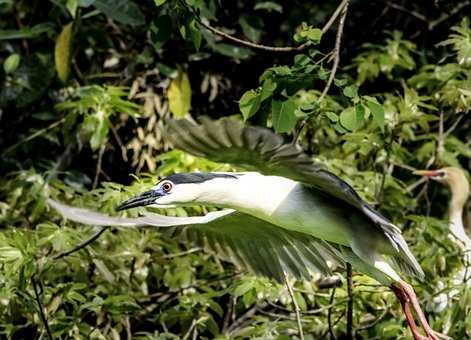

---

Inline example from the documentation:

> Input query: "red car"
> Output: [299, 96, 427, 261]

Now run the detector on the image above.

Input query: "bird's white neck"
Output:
[196, 172, 299, 217]
[448, 185, 471, 261]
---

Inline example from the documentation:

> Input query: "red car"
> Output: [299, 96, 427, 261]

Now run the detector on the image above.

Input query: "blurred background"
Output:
[0, 0, 470, 338]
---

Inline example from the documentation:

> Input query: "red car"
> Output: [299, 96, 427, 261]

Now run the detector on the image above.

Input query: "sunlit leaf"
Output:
[343, 85, 358, 98]
[3, 54, 20, 74]
[272, 98, 297, 133]
[55, 22, 73, 83]
[167, 70, 192, 117]
[239, 90, 260, 120]
[366, 100, 385, 130]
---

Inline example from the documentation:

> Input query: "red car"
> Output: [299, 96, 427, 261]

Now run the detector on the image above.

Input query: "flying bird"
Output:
[49, 117, 444, 340]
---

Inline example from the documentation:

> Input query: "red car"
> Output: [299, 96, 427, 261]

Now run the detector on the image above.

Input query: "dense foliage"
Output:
[1, 0, 470, 339]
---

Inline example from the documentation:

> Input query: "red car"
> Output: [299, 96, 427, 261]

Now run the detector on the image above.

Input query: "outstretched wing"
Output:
[48, 199, 343, 282]
[166, 117, 396, 230]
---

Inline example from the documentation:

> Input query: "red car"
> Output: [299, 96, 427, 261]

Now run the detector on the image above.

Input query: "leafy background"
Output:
[0, 0, 470, 339]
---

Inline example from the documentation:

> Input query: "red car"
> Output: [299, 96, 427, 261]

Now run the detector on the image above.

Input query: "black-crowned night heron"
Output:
[49, 117, 444, 340]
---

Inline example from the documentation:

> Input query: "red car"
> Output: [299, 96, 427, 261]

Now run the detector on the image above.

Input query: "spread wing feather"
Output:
[166, 118, 399, 232]
[166, 117, 424, 279]
[48, 199, 343, 282]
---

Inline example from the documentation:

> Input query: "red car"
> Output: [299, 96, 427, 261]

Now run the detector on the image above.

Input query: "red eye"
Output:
[161, 182, 173, 193]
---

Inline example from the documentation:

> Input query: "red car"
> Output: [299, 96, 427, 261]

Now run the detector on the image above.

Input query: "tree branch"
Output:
[283, 271, 304, 340]
[293, 0, 349, 143]
[186, 0, 349, 53]
[437, 112, 445, 163]
[317, 1, 348, 105]
[327, 286, 337, 340]
[31, 276, 53, 340]
[346, 263, 354, 340]
[93, 143, 106, 189]
[428, 2, 470, 30]
[53, 227, 109, 260]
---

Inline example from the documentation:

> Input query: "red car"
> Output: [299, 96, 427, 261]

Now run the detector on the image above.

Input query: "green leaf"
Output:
[3, 54, 20, 74]
[254, 2, 283, 13]
[239, 79, 275, 120]
[154, 0, 166, 5]
[272, 98, 298, 133]
[233, 280, 254, 297]
[167, 70, 192, 117]
[340, 106, 362, 131]
[150, 15, 172, 50]
[187, 19, 202, 50]
[78, 0, 95, 6]
[239, 90, 261, 120]
[325, 111, 338, 122]
[239, 15, 263, 43]
[343, 85, 358, 98]
[294, 23, 322, 44]
[0, 23, 54, 40]
[260, 78, 276, 101]
[66, 0, 78, 17]
[90, 114, 109, 150]
[366, 100, 385, 129]
[210, 43, 254, 59]
[93, 0, 145, 26]
[54, 22, 74, 83]
[355, 103, 365, 121]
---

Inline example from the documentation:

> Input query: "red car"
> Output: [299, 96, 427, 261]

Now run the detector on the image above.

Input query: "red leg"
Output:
[397, 281, 451, 340]
[391, 284, 427, 340]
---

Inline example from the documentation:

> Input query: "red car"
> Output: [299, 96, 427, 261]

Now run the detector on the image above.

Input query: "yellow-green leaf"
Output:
[55, 22, 73, 83]
[167, 70, 192, 117]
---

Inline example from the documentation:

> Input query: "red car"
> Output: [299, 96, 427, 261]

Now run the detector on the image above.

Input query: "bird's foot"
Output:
[424, 329, 452, 340]
[391, 281, 451, 340]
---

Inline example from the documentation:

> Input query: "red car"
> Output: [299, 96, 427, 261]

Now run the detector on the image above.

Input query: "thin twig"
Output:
[257, 308, 310, 322]
[283, 272, 304, 340]
[406, 177, 427, 193]
[182, 318, 197, 340]
[109, 123, 128, 162]
[93, 143, 106, 189]
[437, 112, 445, 163]
[31, 277, 53, 340]
[186, 0, 348, 53]
[3, 117, 66, 156]
[428, 2, 470, 30]
[53, 227, 109, 260]
[317, 1, 348, 107]
[356, 306, 390, 331]
[293, 1, 349, 143]
[346, 263, 354, 340]
[227, 305, 259, 334]
[162, 247, 202, 259]
[327, 287, 337, 340]
[266, 298, 348, 315]
[377, 134, 394, 204]
[222, 296, 236, 333]
[382, 1, 427, 22]
[444, 114, 464, 138]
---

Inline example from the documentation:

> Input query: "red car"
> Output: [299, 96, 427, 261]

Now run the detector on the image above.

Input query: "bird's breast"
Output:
[232, 175, 351, 246]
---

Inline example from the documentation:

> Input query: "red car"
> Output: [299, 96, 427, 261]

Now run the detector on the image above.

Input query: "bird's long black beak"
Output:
[116, 190, 161, 211]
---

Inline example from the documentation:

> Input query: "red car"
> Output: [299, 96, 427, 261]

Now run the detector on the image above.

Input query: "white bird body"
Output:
[190, 173, 351, 246]
[48, 117, 444, 340]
